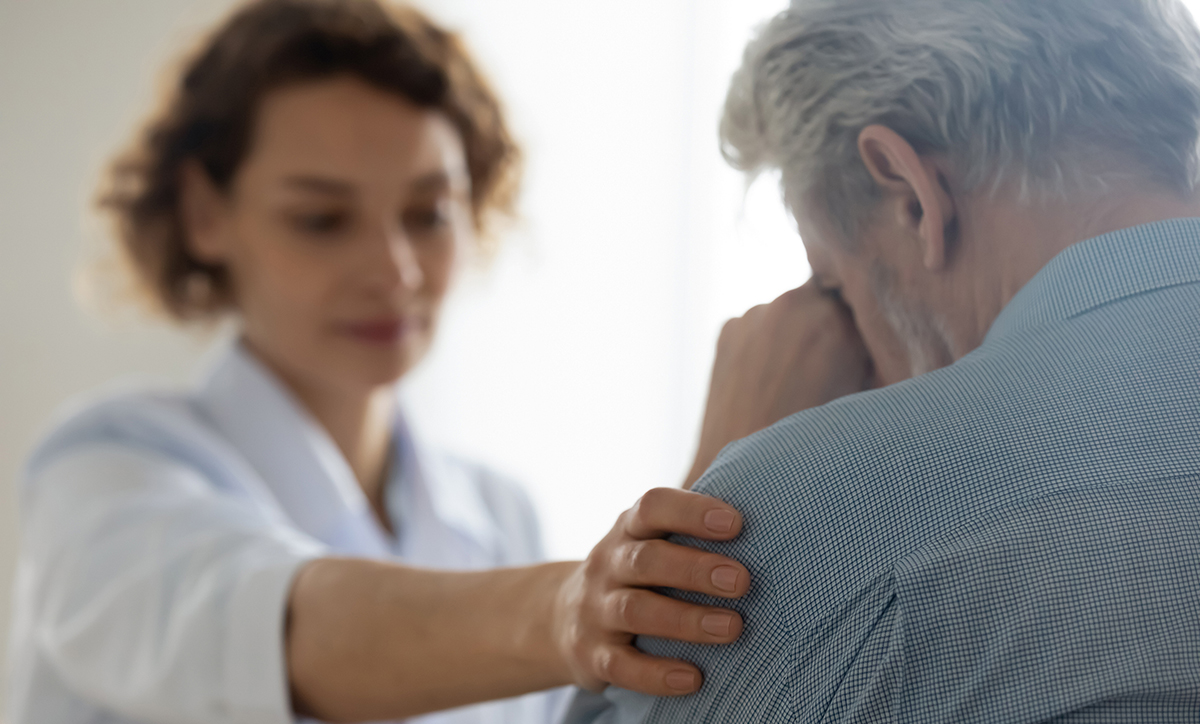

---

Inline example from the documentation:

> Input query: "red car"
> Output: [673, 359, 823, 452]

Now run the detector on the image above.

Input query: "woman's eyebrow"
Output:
[411, 167, 473, 195]
[410, 171, 452, 194]
[281, 175, 356, 195]
[278, 171, 467, 196]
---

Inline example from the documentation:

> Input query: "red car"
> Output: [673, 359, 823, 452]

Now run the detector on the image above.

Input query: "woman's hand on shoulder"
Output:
[552, 488, 749, 696]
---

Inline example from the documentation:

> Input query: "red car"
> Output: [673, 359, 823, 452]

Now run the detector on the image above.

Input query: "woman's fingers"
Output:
[624, 487, 744, 541]
[612, 538, 749, 598]
[603, 588, 743, 644]
[590, 646, 704, 697]
[554, 490, 750, 695]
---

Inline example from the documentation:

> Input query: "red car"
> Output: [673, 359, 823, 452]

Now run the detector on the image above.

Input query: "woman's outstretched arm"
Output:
[288, 488, 750, 722]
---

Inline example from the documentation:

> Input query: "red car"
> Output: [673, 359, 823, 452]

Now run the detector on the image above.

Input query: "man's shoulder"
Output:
[688, 304, 1198, 599]
[634, 302, 1200, 721]
[694, 352, 997, 523]
[694, 282, 1200, 528]
[686, 362, 982, 607]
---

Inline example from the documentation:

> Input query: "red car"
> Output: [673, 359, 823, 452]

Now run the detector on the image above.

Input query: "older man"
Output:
[568, 0, 1200, 721]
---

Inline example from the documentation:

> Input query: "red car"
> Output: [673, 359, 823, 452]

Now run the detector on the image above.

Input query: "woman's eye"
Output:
[403, 204, 452, 234]
[291, 211, 348, 235]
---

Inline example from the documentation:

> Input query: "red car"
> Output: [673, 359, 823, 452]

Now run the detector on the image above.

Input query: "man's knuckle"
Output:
[796, 282, 821, 298]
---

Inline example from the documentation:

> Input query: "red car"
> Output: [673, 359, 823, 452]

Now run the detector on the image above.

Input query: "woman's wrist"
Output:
[511, 560, 580, 688]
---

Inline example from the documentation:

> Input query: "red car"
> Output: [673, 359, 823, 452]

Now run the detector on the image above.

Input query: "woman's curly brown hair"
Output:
[99, 0, 521, 321]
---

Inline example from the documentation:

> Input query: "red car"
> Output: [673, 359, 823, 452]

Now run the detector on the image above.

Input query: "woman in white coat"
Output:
[7, 1, 761, 722]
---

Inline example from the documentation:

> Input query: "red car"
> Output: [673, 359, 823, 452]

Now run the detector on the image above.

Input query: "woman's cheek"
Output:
[422, 236, 460, 299]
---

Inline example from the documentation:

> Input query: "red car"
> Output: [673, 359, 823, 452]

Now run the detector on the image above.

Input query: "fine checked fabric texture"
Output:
[9, 343, 567, 724]
[566, 218, 1200, 723]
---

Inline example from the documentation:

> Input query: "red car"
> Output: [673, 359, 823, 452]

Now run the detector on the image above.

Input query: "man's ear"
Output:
[856, 125, 956, 271]
[179, 160, 232, 264]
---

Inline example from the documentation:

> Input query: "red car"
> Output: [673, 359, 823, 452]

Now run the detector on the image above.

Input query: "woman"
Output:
[7, 1, 758, 722]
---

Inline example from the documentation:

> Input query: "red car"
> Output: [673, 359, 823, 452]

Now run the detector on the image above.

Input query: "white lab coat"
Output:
[7, 342, 567, 724]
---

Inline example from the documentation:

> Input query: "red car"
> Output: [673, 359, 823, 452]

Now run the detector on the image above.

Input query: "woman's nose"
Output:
[368, 225, 424, 293]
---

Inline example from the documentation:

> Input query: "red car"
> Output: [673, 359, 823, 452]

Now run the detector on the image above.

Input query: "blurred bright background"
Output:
[0, 0, 807, 705]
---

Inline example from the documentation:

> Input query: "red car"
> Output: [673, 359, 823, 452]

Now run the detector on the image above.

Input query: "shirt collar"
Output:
[984, 217, 1200, 346]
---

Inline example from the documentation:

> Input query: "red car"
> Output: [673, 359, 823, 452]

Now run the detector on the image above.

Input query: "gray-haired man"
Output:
[568, 0, 1200, 721]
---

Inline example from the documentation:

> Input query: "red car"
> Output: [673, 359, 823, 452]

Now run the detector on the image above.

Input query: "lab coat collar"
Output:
[390, 414, 503, 558]
[194, 341, 391, 556]
[194, 340, 500, 560]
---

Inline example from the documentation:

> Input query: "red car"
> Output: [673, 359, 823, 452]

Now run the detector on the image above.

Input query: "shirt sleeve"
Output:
[19, 443, 326, 724]
[560, 686, 653, 724]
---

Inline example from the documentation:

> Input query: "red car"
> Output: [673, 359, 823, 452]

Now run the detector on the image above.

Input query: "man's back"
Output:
[575, 220, 1200, 722]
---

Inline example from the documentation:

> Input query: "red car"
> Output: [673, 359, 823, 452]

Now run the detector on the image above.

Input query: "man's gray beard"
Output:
[869, 261, 956, 378]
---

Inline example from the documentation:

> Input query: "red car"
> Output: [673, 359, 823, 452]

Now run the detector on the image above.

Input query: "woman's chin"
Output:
[340, 339, 429, 388]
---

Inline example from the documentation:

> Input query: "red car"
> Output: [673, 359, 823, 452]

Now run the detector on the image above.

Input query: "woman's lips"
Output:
[337, 318, 423, 344]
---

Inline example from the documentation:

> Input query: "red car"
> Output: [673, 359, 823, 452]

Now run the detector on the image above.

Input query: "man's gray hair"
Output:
[723, 0, 1200, 239]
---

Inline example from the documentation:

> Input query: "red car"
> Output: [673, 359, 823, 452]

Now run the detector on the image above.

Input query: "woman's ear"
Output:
[179, 160, 232, 264]
[856, 125, 956, 271]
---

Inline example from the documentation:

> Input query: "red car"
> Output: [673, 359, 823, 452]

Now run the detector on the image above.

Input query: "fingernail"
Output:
[711, 566, 740, 593]
[704, 509, 736, 533]
[701, 613, 733, 637]
[665, 670, 698, 691]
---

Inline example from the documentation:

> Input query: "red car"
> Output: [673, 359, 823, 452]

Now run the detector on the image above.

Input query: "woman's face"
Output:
[184, 76, 472, 395]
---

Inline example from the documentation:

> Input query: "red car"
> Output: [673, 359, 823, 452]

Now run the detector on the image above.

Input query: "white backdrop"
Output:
[0, 0, 804, 708]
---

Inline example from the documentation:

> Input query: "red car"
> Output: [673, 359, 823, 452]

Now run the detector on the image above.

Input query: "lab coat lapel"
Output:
[390, 416, 503, 567]
[195, 342, 392, 557]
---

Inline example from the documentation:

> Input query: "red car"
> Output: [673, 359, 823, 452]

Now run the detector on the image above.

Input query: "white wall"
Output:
[0, 0, 801, 710]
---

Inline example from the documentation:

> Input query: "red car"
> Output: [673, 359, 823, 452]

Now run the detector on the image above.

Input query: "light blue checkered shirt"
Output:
[566, 219, 1200, 723]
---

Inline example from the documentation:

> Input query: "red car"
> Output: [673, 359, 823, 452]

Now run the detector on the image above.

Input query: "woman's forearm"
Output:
[287, 557, 577, 722]
[287, 489, 752, 721]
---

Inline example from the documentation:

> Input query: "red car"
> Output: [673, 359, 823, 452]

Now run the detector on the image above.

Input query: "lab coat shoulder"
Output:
[25, 385, 290, 517]
[11, 387, 324, 724]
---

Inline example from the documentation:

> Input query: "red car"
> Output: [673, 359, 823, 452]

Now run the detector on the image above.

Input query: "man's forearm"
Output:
[287, 557, 577, 722]
[684, 282, 872, 490]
